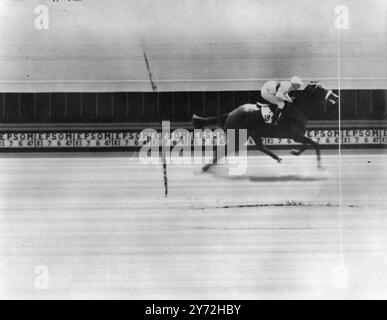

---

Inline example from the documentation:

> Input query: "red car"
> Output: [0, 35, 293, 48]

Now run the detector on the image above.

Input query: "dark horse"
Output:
[192, 82, 338, 171]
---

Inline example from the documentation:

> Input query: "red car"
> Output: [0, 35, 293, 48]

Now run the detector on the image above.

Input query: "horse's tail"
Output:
[192, 113, 229, 129]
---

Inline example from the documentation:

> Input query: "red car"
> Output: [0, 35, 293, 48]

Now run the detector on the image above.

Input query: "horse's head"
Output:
[303, 82, 339, 106]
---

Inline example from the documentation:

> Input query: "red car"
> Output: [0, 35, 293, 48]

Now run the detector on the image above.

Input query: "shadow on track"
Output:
[202, 166, 327, 183]
[249, 175, 326, 182]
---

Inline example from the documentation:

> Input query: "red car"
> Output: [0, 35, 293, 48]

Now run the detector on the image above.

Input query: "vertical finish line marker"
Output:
[161, 121, 169, 197]
[143, 50, 168, 197]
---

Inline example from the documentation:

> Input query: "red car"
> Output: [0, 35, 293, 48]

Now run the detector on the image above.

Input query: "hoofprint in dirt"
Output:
[0, 150, 386, 299]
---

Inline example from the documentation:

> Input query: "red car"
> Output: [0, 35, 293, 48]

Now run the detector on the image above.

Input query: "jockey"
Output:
[260, 76, 303, 125]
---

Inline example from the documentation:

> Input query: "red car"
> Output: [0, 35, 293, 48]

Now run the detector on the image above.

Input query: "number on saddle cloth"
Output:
[256, 102, 274, 124]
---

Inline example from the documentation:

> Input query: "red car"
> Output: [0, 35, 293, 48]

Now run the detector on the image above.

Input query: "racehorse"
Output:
[192, 82, 338, 172]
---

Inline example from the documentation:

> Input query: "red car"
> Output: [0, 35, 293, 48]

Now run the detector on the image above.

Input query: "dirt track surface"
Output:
[0, 150, 386, 299]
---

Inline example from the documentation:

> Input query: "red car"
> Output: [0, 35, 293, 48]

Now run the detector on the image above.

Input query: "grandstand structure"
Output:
[0, 89, 386, 125]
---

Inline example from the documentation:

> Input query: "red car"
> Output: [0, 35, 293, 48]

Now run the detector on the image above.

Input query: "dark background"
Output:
[0, 90, 386, 124]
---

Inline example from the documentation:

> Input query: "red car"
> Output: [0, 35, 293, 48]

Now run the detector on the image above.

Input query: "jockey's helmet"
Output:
[290, 76, 303, 88]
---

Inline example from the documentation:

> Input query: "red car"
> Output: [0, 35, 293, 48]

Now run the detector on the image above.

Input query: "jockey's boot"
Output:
[272, 109, 282, 126]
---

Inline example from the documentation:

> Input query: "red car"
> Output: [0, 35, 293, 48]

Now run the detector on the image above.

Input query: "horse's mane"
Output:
[288, 82, 324, 109]
[293, 82, 323, 100]
[282, 82, 325, 129]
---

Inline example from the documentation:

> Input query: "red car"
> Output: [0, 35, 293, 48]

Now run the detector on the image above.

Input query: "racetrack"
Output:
[0, 149, 386, 299]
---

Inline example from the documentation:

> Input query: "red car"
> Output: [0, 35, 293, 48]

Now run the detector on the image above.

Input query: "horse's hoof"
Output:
[291, 149, 301, 156]
[277, 157, 282, 163]
[202, 164, 212, 172]
[317, 164, 324, 171]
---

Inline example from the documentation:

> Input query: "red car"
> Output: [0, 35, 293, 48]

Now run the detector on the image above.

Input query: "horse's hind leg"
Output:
[202, 147, 216, 172]
[202, 162, 213, 172]
[202, 151, 216, 172]
[202, 128, 242, 172]
[202, 144, 226, 172]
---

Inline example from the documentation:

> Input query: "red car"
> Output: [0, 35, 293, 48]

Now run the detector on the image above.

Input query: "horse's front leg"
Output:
[293, 135, 322, 168]
[291, 144, 307, 156]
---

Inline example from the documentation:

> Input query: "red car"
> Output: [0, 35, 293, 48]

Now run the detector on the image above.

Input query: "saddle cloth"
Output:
[256, 102, 274, 124]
